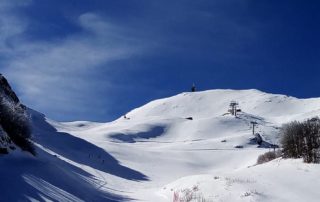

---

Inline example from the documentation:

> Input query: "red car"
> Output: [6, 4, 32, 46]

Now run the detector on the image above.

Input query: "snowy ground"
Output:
[1, 89, 320, 201]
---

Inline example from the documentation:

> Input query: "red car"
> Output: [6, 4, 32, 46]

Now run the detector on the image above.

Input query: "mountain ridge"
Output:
[1, 78, 320, 201]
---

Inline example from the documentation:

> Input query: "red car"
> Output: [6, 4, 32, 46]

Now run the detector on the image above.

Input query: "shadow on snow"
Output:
[2, 110, 149, 201]
[31, 110, 148, 182]
[110, 126, 166, 143]
[0, 148, 129, 202]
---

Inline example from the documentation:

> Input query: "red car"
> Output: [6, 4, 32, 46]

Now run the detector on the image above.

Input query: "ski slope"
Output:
[1, 89, 320, 201]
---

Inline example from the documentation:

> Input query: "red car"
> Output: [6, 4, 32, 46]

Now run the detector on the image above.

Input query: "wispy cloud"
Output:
[0, 0, 264, 121]
[0, 2, 148, 120]
[0, 0, 30, 55]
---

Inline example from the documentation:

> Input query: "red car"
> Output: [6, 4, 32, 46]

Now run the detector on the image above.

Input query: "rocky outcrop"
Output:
[0, 74, 34, 155]
[0, 74, 20, 104]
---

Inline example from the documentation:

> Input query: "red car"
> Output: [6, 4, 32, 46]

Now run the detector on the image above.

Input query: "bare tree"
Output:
[281, 118, 320, 163]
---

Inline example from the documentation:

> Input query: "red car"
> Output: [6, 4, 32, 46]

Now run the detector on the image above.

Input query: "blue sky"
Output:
[0, 0, 319, 121]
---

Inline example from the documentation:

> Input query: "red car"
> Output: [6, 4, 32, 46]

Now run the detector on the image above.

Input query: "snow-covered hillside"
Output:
[1, 89, 320, 201]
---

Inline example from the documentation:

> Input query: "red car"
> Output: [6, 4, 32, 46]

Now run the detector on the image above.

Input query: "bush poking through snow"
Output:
[281, 118, 320, 163]
[173, 185, 209, 202]
[257, 151, 281, 164]
[0, 147, 8, 154]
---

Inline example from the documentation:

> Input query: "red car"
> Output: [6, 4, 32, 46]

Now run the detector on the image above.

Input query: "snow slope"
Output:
[1, 89, 320, 201]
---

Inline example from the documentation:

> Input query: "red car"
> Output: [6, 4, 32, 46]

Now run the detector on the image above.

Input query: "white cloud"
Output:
[0, 5, 147, 120]
[0, 1, 31, 54]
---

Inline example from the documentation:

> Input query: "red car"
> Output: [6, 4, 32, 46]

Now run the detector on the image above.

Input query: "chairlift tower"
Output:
[229, 101, 239, 116]
[251, 121, 258, 135]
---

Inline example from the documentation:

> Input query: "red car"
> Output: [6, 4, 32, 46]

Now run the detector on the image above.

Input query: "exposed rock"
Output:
[0, 74, 34, 155]
[0, 74, 20, 104]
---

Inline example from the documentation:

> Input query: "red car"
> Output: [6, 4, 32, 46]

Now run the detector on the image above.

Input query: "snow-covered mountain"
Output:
[1, 87, 320, 201]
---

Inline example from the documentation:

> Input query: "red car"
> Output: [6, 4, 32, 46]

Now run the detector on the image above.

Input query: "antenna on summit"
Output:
[191, 83, 196, 92]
